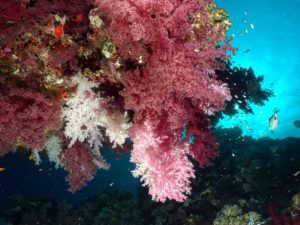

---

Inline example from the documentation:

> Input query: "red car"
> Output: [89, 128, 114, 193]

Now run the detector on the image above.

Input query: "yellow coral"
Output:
[213, 204, 261, 225]
[292, 193, 300, 211]
[190, 3, 231, 39]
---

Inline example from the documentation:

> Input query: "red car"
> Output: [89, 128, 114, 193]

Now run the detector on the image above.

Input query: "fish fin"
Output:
[267, 126, 274, 133]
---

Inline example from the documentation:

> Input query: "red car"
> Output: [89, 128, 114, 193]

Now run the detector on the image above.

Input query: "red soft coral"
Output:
[0, 79, 62, 155]
[0, 0, 92, 47]
[268, 207, 300, 225]
[61, 141, 109, 193]
[95, 0, 231, 129]
[94, 0, 232, 201]
[0, 0, 25, 26]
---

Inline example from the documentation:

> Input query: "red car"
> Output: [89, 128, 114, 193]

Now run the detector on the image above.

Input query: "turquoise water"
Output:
[217, 0, 300, 139]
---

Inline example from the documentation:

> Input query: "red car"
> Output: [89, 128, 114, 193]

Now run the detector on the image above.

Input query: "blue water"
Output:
[0, 149, 138, 212]
[217, 0, 300, 139]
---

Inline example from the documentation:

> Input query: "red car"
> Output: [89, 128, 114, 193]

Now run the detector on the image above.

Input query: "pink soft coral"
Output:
[130, 121, 195, 202]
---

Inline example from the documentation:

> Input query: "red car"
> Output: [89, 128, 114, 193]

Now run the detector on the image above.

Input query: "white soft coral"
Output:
[45, 135, 62, 168]
[63, 75, 106, 156]
[103, 110, 132, 148]
[63, 75, 131, 154]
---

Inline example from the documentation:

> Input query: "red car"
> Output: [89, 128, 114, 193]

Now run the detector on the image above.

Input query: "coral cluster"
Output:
[0, 0, 233, 201]
[213, 204, 261, 225]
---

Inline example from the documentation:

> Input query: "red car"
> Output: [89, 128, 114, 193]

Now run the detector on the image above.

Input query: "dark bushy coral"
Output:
[215, 62, 274, 117]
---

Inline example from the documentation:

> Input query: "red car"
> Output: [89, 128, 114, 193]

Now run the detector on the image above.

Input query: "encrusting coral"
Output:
[213, 204, 261, 225]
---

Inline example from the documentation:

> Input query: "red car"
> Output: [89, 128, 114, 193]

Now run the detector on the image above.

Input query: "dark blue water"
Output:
[0, 149, 139, 214]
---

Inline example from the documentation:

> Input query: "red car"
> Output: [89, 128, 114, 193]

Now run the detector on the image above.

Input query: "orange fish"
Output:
[28, 154, 33, 161]
[0, 168, 6, 172]
[54, 24, 64, 37]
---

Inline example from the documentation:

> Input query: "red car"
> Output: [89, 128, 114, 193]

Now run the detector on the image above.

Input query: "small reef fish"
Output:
[0, 168, 6, 172]
[293, 120, 300, 128]
[243, 49, 250, 53]
[294, 170, 300, 176]
[269, 108, 279, 132]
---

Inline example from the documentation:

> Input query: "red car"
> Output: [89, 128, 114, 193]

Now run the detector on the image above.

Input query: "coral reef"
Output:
[0, 0, 234, 201]
[4, 192, 143, 225]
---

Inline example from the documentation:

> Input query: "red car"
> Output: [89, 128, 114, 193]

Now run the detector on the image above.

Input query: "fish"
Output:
[269, 108, 279, 132]
[246, 125, 252, 131]
[293, 120, 300, 128]
[0, 168, 6, 172]
[294, 170, 300, 176]
[243, 49, 250, 53]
